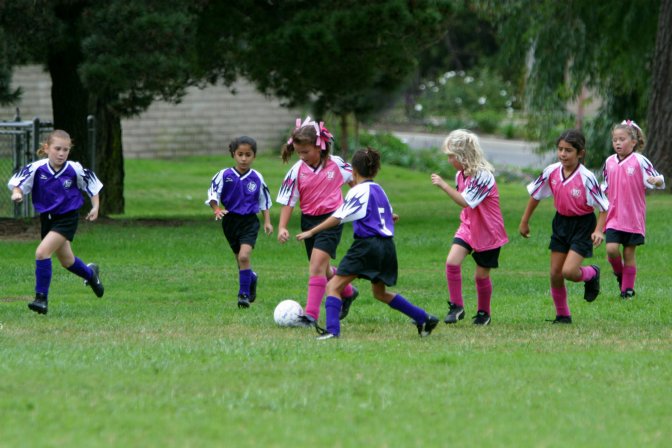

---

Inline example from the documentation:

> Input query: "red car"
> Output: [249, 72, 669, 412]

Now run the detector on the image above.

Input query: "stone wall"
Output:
[1, 65, 299, 158]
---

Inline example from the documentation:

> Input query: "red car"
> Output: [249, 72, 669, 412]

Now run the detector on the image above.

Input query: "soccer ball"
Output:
[273, 299, 304, 327]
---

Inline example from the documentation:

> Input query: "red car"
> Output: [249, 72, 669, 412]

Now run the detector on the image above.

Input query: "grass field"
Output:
[1, 154, 670, 447]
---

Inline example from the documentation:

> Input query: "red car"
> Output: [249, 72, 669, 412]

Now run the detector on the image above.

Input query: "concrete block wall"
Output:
[1, 65, 299, 158]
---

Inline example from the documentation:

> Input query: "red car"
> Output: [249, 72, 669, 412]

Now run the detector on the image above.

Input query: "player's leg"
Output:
[474, 265, 492, 325]
[319, 274, 357, 339]
[304, 248, 331, 320]
[562, 249, 600, 302]
[549, 251, 571, 322]
[30, 231, 67, 314]
[236, 243, 254, 306]
[621, 245, 637, 298]
[373, 282, 438, 337]
[606, 241, 624, 291]
[444, 243, 469, 323]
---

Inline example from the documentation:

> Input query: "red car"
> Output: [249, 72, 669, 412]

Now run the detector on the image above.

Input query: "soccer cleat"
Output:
[249, 272, 258, 303]
[549, 315, 572, 324]
[444, 302, 465, 324]
[620, 288, 636, 300]
[339, 286, 359, 320]
[583, 265, 600, 302]
[615, 273, 623, 290]
[28, 293, 48, 315]
[295, 314, 317, 328]
[472, 310, 491, 326]
[316, 332, 339, 340]
[84, 263, 104, 298]
[417, 314, 439, 337]
[237, 294, 250, 308]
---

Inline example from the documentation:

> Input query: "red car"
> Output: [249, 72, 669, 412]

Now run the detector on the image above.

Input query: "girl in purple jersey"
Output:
[276, 117, 358, 326]
[206, 136, 273, 308]
[296, 148, 439, 339]
[431, 130, 508, 326]
[519, 129, 609, 324]
[8, 130, 104, 315]
[601, 120, 665, 299]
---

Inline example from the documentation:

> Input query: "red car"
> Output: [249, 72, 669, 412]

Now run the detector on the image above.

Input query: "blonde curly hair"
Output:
[441, 129, 494, 176]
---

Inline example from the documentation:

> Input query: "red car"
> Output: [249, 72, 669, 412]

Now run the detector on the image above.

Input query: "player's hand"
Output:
[264, 223, 274, 236]
[278, 228, 290, 243]
[591, 231, 604, 247]
[296, 230, 312, 241]
[431, 173, 448, 190]
[213, 207, 227, 220]
[392, 213, 399, 223]
[647, 176, 662, 187]
[11, 190, 23, 203]
[86, 207, 99, 221]
[519, 222, 530, 238]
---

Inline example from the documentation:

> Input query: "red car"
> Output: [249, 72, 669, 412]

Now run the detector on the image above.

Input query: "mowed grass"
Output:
[1, 154, 670, 447]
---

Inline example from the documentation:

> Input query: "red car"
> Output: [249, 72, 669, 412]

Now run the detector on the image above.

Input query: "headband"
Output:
[286, 116, 334, 151]
[621, 119, 642, 132]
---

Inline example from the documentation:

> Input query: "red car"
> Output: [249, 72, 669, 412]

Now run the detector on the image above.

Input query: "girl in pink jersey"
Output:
[519, 129, 609, 323]
[431, 130, 508, 326]
[276, 117, 358, 325]
[601, 120, 665, 299]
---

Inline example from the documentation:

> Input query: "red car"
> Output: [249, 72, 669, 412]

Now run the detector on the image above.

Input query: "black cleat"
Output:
[615, 272, 622, 290]
[620, 288, 636, 300]
[583, 265, 600, 302]
[295, 314, 317, 328]
[28, 293, 48, 315]
[339, 286, 359, 320]
[84, 263, 104, 298]
[417, 314, 439, 337]
[472, 310, 491, 326]
[237, 294, 250, 308]
[549, 315, 572, 324]
[444, 302, 465, 324]
[249, 272, 257, 303]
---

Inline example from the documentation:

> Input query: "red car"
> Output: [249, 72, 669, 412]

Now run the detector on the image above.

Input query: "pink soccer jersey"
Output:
[601, 152, 665, 236]
[454, 170, 508, 252]
[276, 155, 353, 216]
[528, 162, 609, 216]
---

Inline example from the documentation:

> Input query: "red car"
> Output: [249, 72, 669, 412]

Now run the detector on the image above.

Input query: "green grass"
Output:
[1, 154, 670, 447]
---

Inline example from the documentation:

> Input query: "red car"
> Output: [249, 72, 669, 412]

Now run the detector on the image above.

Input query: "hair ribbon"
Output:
[621, 119, 642, 132]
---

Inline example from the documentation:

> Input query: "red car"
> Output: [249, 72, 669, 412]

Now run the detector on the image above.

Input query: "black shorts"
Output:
[221, 213, 260, 254]
[337, 236, 398, 286]
[453, 237, 501, 268]
[605, 228, 645, 246]
[301, 212, 343, 260]
[40, 209, 79, 241]
[549, 212, 596, 258]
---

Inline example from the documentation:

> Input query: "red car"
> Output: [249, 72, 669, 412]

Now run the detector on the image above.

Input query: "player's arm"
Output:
[430, 173, 468, 208]
[86, 194, 100, 221]
[296, 216, 341, 241]
[592, 210, 607, 247]
[277, 205, 294, 243]
[209, 199, 227, 220]
[519, 197, 540, 238]
[262, 209, 273, 235]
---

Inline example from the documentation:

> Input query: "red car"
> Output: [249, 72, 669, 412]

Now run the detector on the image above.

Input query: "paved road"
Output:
[391, 131, 555, 170]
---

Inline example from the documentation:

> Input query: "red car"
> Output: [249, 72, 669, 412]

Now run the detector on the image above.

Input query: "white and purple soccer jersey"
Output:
[454, 170, 508, 252]
[206, 167, 271, 215]
[527, 162, 609, 216]
[332, 180, 394, 238]
[276, 155, 353, 216]
[8, 159, 103, 215]
[601, 152, 665, 236]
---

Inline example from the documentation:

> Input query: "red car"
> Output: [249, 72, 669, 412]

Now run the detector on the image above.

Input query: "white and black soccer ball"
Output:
[273, 299, 304, 327]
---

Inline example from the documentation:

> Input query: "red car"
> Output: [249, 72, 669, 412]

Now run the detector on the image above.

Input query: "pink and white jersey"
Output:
[528, 162, 608, 216]
[454, 170, 508, 251]
[601, 152, 665, 235]
[276, 155, 353, 216]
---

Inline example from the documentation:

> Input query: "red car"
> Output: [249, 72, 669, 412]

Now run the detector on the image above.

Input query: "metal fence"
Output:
[0, 113, 54, 218]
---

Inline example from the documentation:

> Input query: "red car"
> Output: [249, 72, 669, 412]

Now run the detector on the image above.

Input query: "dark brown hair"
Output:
[281, 125, 331, 167]
[351, 147, 381, 178]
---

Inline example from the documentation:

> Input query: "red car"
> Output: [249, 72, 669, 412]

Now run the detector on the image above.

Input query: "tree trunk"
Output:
[646, 0, 672, 184]
[92, 96, 125, 215]
[340, 113, 349, 158]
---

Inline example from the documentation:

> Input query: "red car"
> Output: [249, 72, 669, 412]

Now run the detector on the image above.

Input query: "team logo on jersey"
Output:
[327, 170, 335, 180]
[63, 179, 73, 189]
[247, 182, 258, 193]
[225, 176, 234, 183]
[626, 166, 635, 176]
[551, 179, 557, 186]
[40, 174, 48, 180]
[571, 188, 581, 198]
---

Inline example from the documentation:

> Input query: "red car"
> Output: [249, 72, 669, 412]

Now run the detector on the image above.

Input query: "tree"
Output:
[0, 1, 213, 213]
[478, 0, 668, 172]
[198, 0, 452, 155]
[646, 0, 672, 180]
